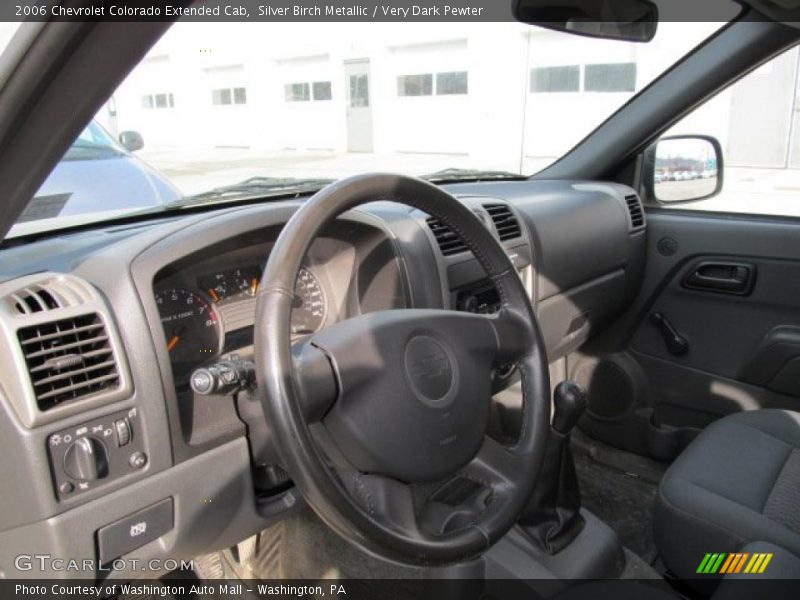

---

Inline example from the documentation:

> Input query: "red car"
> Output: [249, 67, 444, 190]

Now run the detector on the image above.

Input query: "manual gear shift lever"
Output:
[518, 380, 587, 554]
[552, 380, 587, 435]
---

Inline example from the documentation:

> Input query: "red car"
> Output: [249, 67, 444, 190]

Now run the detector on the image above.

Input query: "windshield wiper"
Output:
[168, 176, 335, 208]
[422, 168, 527, 183]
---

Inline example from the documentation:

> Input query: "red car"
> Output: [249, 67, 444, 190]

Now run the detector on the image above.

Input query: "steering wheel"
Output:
[254, 173, 550, 565]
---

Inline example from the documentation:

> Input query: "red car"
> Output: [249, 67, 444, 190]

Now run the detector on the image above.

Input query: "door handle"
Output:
[682, 261, 755, 295]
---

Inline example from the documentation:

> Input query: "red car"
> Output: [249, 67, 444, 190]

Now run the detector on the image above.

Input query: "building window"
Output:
[141, 93, 174, 109]
[436, 71, 468, 95]
[398, 74, 433, 96]
[584, 63, 636, 92]
[285, 81, 332, 102]
[212, 87, 247, 105]
[349, 75, 369, 107]
[285, 83, 311, 102]
[397, 72, 468, 97]
[530, 66, 580, 93]
[212, 88, 231, 105]
[312, 81, 332, 101]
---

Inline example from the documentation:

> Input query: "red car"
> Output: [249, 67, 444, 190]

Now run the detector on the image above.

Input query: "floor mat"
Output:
[574, 453, 660, 565]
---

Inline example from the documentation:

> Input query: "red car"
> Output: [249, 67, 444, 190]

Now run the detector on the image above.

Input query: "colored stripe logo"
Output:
[696, 552, 773, 574]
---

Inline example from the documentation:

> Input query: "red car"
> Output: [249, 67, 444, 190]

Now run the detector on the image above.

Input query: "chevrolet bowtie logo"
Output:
[696, 552, 773, 575]
[409, 355, 450, 379]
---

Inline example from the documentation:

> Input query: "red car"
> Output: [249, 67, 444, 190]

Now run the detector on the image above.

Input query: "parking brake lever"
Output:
[649, 312, 689, 356]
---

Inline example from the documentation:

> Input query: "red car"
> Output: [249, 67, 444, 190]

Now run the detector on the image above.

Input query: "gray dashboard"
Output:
[0, 179, 644, 579]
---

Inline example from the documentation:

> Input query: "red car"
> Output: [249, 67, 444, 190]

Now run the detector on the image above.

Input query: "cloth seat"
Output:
[653, 409, 800, 585]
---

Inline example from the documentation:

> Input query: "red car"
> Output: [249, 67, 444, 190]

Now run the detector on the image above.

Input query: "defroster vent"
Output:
[625, 194, 645, 230]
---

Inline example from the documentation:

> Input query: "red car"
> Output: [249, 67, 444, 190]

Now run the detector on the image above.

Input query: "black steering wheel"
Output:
[254, 173, 550, 565]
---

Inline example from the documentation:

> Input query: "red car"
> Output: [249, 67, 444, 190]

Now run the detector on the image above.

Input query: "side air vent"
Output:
[625, 194, 645, 230]
[426, 217, 469, 256]
[484, 203, 522, 241]
[17, 313, 121, 411]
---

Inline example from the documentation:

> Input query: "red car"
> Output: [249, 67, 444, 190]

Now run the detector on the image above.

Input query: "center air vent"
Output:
[426, 217, 469, 256]
[17, 313, 121, 411]
[625, 194, 645, 230]
[484, 204, 522, 241]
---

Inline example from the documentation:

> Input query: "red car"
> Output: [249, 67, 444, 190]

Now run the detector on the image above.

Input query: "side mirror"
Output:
[513, 0, 658, 43]
[119, 131, 144, 152]
[645, 135, 723, 204]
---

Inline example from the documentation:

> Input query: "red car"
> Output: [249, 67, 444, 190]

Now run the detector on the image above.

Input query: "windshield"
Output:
[66, 121, 125, 159]
[7, 17, 730, 238]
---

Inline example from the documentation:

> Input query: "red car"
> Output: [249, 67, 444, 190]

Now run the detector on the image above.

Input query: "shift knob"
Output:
[552, 380, 586, 434]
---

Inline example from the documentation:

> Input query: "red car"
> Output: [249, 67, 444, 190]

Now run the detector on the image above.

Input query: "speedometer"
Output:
[155, 288, 220, 374]
[292, 268, 327, 335]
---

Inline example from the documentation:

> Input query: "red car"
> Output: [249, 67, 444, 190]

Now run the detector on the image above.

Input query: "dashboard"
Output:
[0, 180, 645, 579]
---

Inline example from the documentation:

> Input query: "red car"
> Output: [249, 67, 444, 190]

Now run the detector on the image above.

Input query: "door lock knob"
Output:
[650, 312, 689, 357]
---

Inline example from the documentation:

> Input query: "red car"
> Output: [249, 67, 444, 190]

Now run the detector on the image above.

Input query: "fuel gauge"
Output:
[234, 266, 261, 297]
[198, 265, 261, 303]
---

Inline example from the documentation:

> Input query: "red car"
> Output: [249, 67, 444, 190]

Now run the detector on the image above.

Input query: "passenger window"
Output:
[655, 45, 800, 216]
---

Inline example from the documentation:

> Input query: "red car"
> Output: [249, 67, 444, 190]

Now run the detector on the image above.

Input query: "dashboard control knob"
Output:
[63, 437, 108, 481]
[129, 451, 148, 470]
[114, 418, 132, 446]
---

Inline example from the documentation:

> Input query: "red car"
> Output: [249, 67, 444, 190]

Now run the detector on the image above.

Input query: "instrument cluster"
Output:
[155, 264, 328, 377]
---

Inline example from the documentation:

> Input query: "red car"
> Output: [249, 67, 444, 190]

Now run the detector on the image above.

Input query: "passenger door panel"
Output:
[576, 210, 800, 459]
[631, 211, 800, 426]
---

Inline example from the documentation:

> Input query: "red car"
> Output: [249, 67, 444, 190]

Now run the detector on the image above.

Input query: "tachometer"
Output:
[155, 288, 220, 374]
[292, 268, 327, 335]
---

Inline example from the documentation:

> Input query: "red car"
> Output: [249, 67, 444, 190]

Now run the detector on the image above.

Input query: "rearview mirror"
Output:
[513, 0, 658, 42]
[119, 130, 144, 152]
[646, 136, 723, 203]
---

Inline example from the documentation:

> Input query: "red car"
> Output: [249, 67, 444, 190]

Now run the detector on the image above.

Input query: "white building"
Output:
[97, 22, 800, 181]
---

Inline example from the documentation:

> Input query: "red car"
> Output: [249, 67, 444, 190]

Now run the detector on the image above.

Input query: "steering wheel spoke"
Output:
[291, 338, 337, 422]
[463, 435, 526, 496]
[338, 471, 426, 540]
[486, 307, 531, 364]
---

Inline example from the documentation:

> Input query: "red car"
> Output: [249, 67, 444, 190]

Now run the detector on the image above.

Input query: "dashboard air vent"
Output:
[17, 313, 120, 411]
[6, 276, 93, 316]
[625, 194, 645, 230]
[484, 203, 522, 241]
[426, 217, 469, 256]
[9, 287, 60, 314]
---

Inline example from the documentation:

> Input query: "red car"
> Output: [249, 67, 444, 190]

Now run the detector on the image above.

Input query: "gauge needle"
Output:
[167, 335, 180, 352]
[250, 277, 258, 295]
[208, 289, 220, 302]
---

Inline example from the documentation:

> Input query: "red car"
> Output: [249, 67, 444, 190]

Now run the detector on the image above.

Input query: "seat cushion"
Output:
[654, 409, 800, 585]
